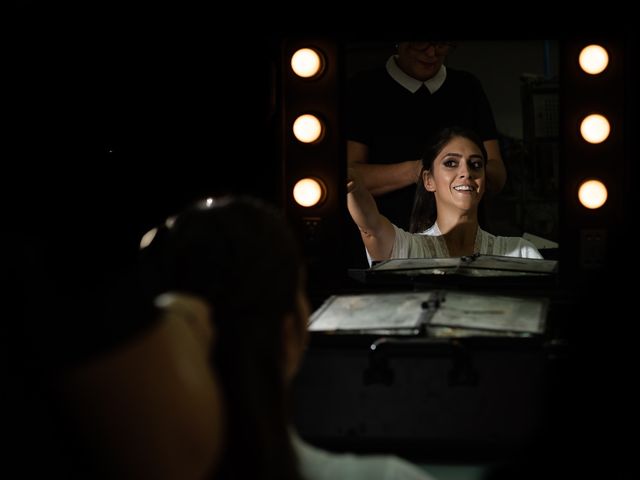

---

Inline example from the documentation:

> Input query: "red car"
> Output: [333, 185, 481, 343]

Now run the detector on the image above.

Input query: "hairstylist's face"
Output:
[423, 136, 486, 213]
[396, 41, 450, 81]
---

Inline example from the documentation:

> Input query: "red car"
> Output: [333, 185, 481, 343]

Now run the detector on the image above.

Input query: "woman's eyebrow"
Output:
[441, 153, 484, 160]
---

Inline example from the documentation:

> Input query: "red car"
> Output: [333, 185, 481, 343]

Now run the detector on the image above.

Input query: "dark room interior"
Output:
[5, 5, 638, 479]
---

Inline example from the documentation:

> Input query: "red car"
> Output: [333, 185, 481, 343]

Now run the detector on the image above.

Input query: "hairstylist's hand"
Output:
[347, 166, 361, 194]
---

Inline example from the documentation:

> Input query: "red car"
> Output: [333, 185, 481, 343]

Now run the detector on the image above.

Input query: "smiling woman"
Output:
[344, 38, 560, 267]
[412, 134, 487, 237]
[346, 40, 507, 236]
[347, 127, 542, 264]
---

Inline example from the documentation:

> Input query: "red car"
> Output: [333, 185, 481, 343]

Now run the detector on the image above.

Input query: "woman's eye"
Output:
[443, 160, 457, 168]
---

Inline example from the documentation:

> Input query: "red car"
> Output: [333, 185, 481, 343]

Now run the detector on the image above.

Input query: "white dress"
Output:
[393, 223, 543, 260]
[366, 223, 543, 266]
[292, 432, 437, 480]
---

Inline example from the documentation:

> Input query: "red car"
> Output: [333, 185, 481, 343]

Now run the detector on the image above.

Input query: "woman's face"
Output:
[423, 136, 486, 213]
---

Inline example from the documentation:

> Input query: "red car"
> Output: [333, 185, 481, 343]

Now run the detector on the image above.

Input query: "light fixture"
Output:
[293, 177, 326, 207]
[580, 114, 610, 144]
[578, 179, 608, 209]
[139, 227, 158, 250]
[579, 45, 609, 75]
[292, 114, 324, 143]
[291, 48, 324, 79]
[281, 38, 343, 278]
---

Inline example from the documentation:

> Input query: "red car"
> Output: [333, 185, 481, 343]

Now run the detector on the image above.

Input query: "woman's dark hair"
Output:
[409, 126, 488, 233]
[138, 195, 304, 480]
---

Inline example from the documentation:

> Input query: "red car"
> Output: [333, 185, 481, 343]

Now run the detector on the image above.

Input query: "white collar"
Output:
[386, 55, 447, 94]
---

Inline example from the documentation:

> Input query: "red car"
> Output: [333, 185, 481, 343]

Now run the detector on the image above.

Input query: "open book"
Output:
[309, 290, 548, 337]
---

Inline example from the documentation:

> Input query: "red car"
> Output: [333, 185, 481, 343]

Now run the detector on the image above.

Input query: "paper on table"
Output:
[428, 291, 546, 333]
[308, 291, 433, 332]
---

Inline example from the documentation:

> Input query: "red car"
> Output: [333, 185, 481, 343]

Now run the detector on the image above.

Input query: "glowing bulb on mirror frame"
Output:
[580, 114, 610, 144]
[291, 48, 324, 78]
[578, 179, 608, 209]
[293, 114, 324, 143]
[293, 178, 326, 207]
[165, 215, 177, 228]
[140, 227, 158, 250]
[579, 45, 609, 75]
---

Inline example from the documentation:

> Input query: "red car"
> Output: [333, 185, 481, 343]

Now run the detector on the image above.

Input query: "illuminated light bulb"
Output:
[165, 215, 177, 228]
[579, 45, 609, 75]
[580, 114, 610, 144]
[293, 178, 325, 207]
[140, 227, 158, 249]
[578, 179, 608, 209]
[293, 114, 324, 143]
[291, 48, 324, 78]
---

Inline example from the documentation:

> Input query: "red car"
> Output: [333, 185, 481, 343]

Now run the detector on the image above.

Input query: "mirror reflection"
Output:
[344, 40, 559, 267]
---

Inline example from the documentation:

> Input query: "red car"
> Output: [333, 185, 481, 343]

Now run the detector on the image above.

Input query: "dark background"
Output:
[6, 5, 639, 477]
[7, 5, 282, 286]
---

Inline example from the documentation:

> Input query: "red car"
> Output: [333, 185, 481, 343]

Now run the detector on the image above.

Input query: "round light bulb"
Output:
[578, 179, 608, 209]
[579, 45, 609, 75]
[140, 227, 158, 250]
[580, 114, 610, 144]
[293, 114, 324, 143]
[291, 48, 323, 78]
[293, 178, 325, 207]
